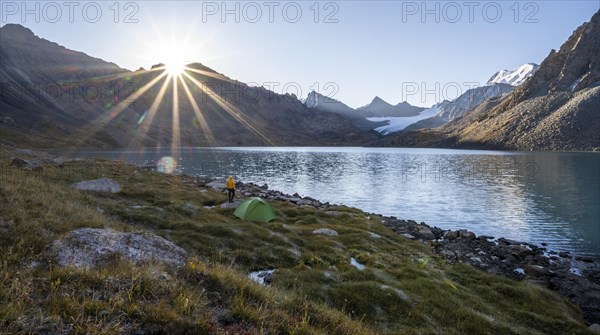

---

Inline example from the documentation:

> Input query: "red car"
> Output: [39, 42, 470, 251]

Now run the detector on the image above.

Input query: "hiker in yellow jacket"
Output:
[226, 176, 235, 203]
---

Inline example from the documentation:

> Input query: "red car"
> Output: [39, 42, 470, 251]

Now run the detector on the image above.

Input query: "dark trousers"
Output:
[227, 188, 235, 202]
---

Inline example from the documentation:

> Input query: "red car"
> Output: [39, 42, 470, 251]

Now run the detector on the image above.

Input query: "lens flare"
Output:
[157, 156, 176, 174]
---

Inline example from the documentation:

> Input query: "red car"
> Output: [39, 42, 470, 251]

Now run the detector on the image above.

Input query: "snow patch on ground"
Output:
[350, 257, 365, 270]
[248, 269, 274, 285]
[367, 105, 440, 135]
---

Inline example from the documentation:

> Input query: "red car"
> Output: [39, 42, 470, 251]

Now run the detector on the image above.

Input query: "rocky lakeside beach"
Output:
[202, 177, 600, 326]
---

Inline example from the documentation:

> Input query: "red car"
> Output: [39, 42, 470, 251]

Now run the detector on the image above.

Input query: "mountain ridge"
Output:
[0, 24, 368, 148]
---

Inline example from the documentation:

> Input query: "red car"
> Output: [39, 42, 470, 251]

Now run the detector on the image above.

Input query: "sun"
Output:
[155, 45, 192, 76]
[165, 59, 186, 76]
[162, 49, 188, 76]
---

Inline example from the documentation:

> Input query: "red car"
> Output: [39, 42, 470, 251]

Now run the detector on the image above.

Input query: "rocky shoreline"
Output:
[200, 177, 600, 325]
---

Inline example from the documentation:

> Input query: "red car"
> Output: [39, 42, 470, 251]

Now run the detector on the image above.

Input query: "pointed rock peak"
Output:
[304, 90, 322, 108]
[371, 96, 388, 103]
[365, 96, 393, 108]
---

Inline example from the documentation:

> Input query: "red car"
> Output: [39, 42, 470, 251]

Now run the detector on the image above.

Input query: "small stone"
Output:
[182, 203, 198, 215]
[368, 232, 381, 239]
[513, 268, 526, 275]
[72, 178, 121, 193]
[312, 228, 339, 236]
[558, 252, 571, 259]
[589, 324, 600, 333]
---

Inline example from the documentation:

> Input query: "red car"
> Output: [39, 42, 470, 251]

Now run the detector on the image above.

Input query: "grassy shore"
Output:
[0, 147, 594, 334]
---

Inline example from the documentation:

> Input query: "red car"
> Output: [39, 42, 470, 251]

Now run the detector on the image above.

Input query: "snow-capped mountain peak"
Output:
[487, 63, 539, 86]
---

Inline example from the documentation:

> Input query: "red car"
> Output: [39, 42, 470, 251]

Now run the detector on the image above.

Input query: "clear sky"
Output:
[1, 1, 598, 107]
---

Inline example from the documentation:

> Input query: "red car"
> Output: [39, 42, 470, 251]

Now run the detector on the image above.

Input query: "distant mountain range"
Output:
[369, 63, 538, 134]
[383, 9, 600, 151]
[0, 24, 370, 148]
[1, 9, 598, 151]
[304, 92, 425, 119]
[304, 63, 539, 136]
[357, 97, 425, 117]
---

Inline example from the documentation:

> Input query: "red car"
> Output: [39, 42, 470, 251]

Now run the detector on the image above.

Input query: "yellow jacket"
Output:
[226, 177, 235, 190]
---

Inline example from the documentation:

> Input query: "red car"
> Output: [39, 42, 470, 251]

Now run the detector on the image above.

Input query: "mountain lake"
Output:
[73, 147, 600, 258]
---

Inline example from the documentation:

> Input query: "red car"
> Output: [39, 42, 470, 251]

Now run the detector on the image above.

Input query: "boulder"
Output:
[15, 148, 35, 156]
[297, 199, 313, 206]
[72, 178, 121, 193]
[220, 201, 240, 209]
[10, 157, 42, 170]
[50, 228, 187, 268]
[418, 226, 436, 240]
[458, 229, 476, 239]
[312, 228, 339, 236]
[524, 264, 551, 277]
[589, 324, 600, 333]
[0, 116, 16, 127]
[206, 179, 227, 191]
[444, 230, 459, 240]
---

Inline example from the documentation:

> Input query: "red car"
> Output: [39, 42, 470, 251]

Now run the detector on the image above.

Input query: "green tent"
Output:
[233, 197, 276, 222]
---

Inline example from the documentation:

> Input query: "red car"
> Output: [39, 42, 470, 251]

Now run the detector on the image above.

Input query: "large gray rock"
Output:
[418, 226, 435, 240]
[589, 324, 600, 333]
[0, 116, 16, 127]
[72, 178, 121, 193]
[50, 228, 187, 268]
[206, 179, 226, 191]
[11, 157, 42, 170]
[15, 148, 35, 156]
[312, 228, 339, 236]
[458, 229, 476, 239]
[297, 199, 314, 206]
[220, 201, 240, 209]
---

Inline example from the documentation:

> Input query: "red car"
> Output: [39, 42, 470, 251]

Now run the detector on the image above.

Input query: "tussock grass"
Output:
[0, 151, 593, 334]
